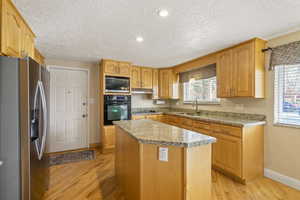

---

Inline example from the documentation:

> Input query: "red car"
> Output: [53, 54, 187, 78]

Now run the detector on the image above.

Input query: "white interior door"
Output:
[48, 68, 89, 153]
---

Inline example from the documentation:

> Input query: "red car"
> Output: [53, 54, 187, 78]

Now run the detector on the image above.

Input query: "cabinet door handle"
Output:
[0, 161, 3, 167]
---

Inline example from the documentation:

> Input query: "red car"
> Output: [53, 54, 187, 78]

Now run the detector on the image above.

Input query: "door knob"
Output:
[82, 114, 88, 118]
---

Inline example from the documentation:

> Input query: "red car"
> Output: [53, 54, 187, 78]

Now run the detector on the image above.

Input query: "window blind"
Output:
[274, 64, 300, 126]
[180, 64, 216, 83]
[180, 64, 219, 103]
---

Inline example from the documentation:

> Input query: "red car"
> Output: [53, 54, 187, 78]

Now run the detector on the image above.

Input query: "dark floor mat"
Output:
[49, 150, 95, 166]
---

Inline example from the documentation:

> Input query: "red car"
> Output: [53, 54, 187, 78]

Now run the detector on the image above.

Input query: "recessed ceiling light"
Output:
[136, 36, 144, 42]
[158, 9, 169, 17]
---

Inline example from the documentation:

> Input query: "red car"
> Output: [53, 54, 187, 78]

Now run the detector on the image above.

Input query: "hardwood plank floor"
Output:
[43, 148, 300, 200]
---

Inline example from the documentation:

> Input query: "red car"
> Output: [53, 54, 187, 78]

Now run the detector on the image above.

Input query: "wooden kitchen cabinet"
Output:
[211, 133, 242, 177]
[1, 0, 36, 58]
[152, 69, 159, 99]
[131, 66, 153, 89]
[118, 62, 131, 76]
[21, 24, 35, 58]
[159, 69, 179, 99]
[131, 66, 141, 88]
[217, 50, 233, 98]
[132, 115, 146, 120]
[141, 67, 153, 89]
[155, 114, 264, 183]
[34, 48, 45, 64]
[217, 38, 266, 98]
[102, 125, 116, 153]
[102, 59, 131, 76]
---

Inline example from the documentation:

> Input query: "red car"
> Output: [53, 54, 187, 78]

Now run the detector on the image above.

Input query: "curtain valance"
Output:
[270, 40, 300, 70]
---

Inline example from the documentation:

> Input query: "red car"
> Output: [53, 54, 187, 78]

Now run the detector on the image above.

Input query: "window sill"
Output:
[183, 101, 221, 105]
[273, 123, 300, 129]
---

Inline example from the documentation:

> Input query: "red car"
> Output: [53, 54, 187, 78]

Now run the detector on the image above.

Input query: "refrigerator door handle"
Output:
[31, 82, 40, 141]
[34, 81, 48, 160]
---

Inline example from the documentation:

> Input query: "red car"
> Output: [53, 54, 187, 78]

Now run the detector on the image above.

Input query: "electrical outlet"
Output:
[158, 147, 168, 162]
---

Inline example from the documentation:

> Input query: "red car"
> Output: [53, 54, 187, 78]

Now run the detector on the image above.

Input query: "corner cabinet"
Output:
[159, 69, 179, 99]
[1, 0, 36, 58]
[217, 38, 266, 98]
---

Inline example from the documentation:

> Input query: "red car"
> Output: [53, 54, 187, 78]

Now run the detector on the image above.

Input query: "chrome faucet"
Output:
[193, 98, 200, 113]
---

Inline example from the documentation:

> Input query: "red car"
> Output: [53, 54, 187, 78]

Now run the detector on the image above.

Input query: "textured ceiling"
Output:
[14, 0, 300, 67]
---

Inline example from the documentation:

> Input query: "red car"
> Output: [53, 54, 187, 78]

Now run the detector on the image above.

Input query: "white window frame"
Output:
[183, 76, 220, 105]
[274, 64, 300, 128]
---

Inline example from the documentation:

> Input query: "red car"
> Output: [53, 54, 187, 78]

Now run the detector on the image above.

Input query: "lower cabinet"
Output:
[158, 114, 264, 183]
[104, 113, 264, 183]
[102, 125, 115, 153]
[211, 133, 242, 177]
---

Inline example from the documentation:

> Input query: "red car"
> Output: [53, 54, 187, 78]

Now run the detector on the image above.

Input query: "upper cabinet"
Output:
[152, 69, 159, 99]
[159, 68, 179, 99]
[1, 0, 36, 58]
[131, 66, 153, 89]
[118, 62, 131, 76]
[131, 66, 141, 88]
[217, 38, 266, 98]
[22, 24, 35, 58]
[102, 59, 131, 77]
[141, 67, 153, 89]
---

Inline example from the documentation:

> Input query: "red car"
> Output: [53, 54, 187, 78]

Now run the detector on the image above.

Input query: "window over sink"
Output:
[274, 64, 300, 126]
[180, 64, 220, 104]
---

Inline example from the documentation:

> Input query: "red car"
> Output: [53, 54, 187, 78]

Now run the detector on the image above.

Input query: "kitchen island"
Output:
[114, 119, 216, 200]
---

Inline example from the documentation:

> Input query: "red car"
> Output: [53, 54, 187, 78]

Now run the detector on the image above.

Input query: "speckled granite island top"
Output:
[113, 119, 216, 148]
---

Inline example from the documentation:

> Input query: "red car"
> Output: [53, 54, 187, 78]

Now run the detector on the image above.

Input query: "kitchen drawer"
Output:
[193, 120, 210, 130]
[167, 115, 180, 124]
[146, 114, 162, 121]
[181, 118, 193, 127]
[211, 124, 242, 138]
[132, 115, 146, 120]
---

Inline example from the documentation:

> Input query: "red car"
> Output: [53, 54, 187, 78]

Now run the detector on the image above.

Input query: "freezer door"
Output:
[0, 56, 22, 200]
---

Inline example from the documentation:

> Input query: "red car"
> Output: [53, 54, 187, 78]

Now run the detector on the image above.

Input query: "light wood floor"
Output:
[43, 148, 300, 200]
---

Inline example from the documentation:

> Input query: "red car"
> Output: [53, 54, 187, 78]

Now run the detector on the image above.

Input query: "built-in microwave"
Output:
[105, 76, 130, 93]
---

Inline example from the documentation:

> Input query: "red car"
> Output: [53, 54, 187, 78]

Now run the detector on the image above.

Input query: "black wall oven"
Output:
[104, 95, 131, 125]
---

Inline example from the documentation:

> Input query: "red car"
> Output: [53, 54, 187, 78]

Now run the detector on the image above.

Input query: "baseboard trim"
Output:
[264, 168, 300, 191]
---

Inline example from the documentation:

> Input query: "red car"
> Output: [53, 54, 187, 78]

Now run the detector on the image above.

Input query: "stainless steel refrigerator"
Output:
[0, 56, 50, 200]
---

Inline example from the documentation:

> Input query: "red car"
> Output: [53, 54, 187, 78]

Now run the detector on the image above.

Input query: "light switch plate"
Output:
[159, 147, 168, 162]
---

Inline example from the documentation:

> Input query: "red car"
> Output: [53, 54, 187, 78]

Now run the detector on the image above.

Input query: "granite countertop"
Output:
[132, 111, 164, 115]
[113, 119, 216, 148]
[131, 108, 266, 127]
[164, 112, 266, 127]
